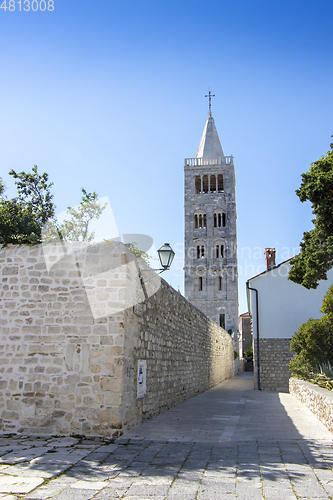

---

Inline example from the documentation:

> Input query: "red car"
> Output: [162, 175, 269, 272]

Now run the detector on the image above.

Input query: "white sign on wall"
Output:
[137, 360, 147, 398]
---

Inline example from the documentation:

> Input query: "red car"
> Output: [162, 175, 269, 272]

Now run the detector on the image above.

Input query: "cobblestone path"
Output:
[0, 373, 332, 499]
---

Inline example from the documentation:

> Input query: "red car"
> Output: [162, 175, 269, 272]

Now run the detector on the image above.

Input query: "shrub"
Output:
[290, 284, 333, 379]
[318, 361, 333, 379]
[243, 347, 253, 359]
[309, 372, 333, 391]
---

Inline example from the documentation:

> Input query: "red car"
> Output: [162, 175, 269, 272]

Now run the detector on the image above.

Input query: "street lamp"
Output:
[157, 243, 175, 270]
[140, 243, 175, 286]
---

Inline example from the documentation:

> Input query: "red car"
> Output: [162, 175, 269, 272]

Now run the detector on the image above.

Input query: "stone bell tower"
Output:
[184, 95, 238, 332]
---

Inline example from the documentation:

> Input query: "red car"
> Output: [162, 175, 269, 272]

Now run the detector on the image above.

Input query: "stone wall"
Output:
[290, 377, 333, 432]
[0, 242, 234, 437]
[253, 338, 293, 392]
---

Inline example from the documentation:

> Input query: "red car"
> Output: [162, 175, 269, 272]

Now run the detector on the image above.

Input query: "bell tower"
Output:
[184, 97, 238, 332]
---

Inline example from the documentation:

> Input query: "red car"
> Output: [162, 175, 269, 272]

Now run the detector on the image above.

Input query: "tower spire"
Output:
[205, 90, 215, 116]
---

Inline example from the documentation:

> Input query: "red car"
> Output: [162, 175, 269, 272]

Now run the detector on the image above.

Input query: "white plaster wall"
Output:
[249, 262, 333, 339]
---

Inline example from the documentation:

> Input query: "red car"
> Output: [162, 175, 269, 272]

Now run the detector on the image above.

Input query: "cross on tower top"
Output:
[205, 90, 215, 115]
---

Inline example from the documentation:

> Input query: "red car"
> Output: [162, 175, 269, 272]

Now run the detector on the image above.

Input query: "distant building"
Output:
[184, 106, 238, 332]
[247, 248, 333, 392]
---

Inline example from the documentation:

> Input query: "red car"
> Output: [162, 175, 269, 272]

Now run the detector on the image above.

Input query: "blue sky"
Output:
[1, 0, 332, 314]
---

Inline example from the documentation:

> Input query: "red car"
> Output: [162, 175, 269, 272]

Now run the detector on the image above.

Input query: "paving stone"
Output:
[51, 488, 99, 500]
[200, 482, 236, 494]
[262, 487, 297, 500]
[0, 447, 50, 465]
[235, 490, 264, 500]
[126, 484, 171, 496]
[0, 446, 29, 456]
[24, 483, 68, 499]
[197, 491, 236, 500]
[115, 438, 129, 445]
[166, 494, 198, 500]
[168, 482, 199, 495]
[0, 476, 44, 494]
[293, 485, 330, 498]
[47, 438, 79, 448]
[94, 444, 119, 453]
[133, 475, 174, 485]
[70, 480, 108, 490]
[18, 440, 51, 447]
[92, 489, 122, 499]
[105, 477, 135, 489]
[64, 466, 110, 481]
[30, 450, 86, 466]
[122, 497, 166, 500]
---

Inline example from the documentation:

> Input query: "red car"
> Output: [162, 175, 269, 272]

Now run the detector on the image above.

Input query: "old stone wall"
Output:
[290, 377, 333, 432]
[0, 242, 233, 437]
[253, 338, 293, 392]
[122, 280, 234, 431]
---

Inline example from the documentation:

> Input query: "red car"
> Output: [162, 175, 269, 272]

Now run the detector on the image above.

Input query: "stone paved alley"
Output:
[0, 372, 332, 499]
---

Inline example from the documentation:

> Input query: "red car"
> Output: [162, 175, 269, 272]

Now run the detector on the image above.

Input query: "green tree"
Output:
[0, 166, 55, 247]
[290, 284, 333, 378]
[0, 178, 5, 197]
[289, 141, 333, 289]
[124, 242, 150, 266]
[59, 189, 106, 242]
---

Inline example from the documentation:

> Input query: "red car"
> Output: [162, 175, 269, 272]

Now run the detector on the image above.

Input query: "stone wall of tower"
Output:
[184, 161, 238, 332]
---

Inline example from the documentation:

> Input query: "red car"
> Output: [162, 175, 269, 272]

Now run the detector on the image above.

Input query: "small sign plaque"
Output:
[137, 360, 147, 398]
[133, 304, 143, 316]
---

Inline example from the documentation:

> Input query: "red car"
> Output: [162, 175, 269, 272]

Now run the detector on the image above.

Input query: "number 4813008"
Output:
[1, 0, 54, 10]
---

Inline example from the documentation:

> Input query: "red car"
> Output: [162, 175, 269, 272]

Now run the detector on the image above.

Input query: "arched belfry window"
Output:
[194, 211, 207, 229]
[196, 243, 205, 259]
[214, 210, 226, 228]
[195, 176, 201, 194]
[214, 241, 225, 259]
[194, 174, 224, 194]
[202, 175, 209, 193]
[218, 174, 224, 192]
[210, 175, 216, 193]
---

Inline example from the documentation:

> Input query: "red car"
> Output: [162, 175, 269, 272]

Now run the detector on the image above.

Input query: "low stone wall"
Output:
[0, 242, 234, 437]
[290, 377, 333, 432]
[253, 338, 293, 391]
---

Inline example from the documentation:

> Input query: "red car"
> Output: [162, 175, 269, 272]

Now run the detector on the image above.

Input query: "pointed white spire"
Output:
[196, 113, 224, 158]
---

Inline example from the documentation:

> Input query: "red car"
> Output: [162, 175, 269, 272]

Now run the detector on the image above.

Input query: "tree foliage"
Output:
[124, 242, 150, 266]
[59, 189, 106, 242]
[290, 284, 333, 378]
[0, 178, 5, 197]
[289, 141, 333, 289]
[0, 166, 55, 247]
[0, 168, 106, 247]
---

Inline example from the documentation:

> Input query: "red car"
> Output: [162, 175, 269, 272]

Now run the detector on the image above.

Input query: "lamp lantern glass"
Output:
[158, 243, 175, 270]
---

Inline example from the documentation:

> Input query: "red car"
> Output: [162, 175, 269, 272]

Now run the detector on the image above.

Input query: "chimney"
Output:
[264, 248, 276, 270]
